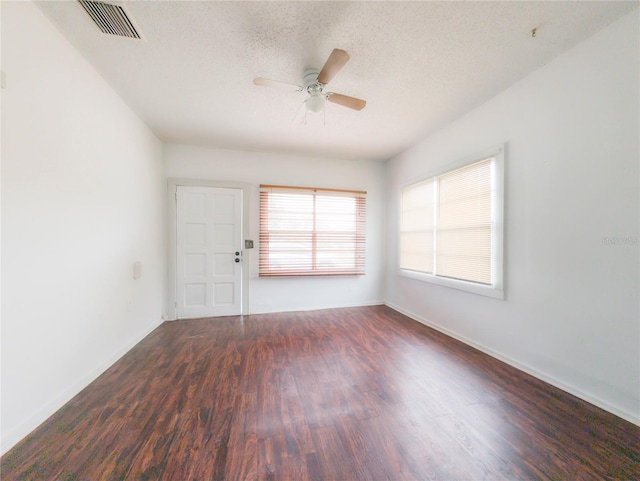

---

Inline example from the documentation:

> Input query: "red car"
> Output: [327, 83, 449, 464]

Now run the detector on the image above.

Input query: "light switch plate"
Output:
[244, 239, 254, 249]
[133, 261, 142, 280]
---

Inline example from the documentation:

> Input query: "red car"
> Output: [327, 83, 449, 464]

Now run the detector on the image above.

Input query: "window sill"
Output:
[259, 272, 365, 278]
[398, 268, 504, 300]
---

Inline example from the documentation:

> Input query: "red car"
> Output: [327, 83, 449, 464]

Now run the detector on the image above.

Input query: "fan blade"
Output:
[253, 78, 302, 91]
[317, 49, 350, 85]
[327, 93, 366, 111]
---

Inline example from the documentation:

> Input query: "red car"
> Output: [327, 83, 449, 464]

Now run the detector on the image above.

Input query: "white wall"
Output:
[385, 11, 639, 424]
[1, 2, 165, 452]
[164, 144, 385, 315]
[2, 2, 635, 459]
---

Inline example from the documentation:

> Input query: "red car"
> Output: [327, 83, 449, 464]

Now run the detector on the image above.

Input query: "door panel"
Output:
[176, 186, 242, 318]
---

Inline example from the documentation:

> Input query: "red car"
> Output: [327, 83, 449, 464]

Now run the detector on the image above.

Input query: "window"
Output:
[259, 185, 366, 277]
[400, 147, 504, 298]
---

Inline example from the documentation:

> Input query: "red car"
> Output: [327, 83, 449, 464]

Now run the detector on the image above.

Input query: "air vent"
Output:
[78, 1, 141, 39]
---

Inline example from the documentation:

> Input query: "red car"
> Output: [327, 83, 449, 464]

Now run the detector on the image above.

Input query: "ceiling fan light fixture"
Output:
[306, 93, 325, 113]
[253, 49, 366, 120]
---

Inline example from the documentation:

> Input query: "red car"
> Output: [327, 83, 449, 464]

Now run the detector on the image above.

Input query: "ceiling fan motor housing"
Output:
[303, 68, 325, 113]
[303, 68, 322, 90]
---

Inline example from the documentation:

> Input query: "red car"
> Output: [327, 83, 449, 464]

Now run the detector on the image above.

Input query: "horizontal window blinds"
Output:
[437, 159, 492, 285]
[259, 185, 366, 277]
[399, 157, 493, 285]
[400, 179, 435, 273]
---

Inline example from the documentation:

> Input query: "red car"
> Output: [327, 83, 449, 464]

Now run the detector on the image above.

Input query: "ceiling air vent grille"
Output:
[78, 1, 141, 39]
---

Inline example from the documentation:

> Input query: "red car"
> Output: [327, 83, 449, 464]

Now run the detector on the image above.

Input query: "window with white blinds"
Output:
[400, 149, 504, 296]
[259, 185, 366, 277]
[400, 179, 435, 274]
[437, 159, 492, 284]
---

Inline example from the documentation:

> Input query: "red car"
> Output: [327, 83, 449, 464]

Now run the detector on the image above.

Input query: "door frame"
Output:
[167, 178, 251, 320]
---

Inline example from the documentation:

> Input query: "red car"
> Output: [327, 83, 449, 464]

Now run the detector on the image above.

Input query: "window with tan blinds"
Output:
[400, 179, 435, 273]
[400, 157, 494, 286]
[259, 185, 366, 277]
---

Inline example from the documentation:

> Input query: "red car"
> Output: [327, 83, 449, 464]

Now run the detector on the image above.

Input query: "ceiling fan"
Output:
[253, 49, 367, 119]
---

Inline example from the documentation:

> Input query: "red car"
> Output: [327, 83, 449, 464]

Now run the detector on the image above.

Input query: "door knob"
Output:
[235, 258, 240, 263]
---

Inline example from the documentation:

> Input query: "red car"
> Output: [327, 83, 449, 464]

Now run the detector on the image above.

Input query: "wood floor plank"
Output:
[226, 392, 258, 480]
[311, 425, 364, 481]
[2, 305, 639, 480]
[333, 416, 392, 481]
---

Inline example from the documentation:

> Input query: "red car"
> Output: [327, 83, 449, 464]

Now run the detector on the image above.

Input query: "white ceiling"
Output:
[35, 1, 638, 161]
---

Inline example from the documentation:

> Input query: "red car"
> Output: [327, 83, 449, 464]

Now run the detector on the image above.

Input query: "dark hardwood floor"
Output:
[2, 305, 639, 480]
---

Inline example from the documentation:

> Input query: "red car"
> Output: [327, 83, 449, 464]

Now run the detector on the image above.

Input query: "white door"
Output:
[176, 186, 242, 318]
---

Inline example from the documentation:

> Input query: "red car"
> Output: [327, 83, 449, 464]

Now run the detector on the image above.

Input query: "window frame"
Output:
[398, 145, 505, 299]
[259, 184, 367, 277]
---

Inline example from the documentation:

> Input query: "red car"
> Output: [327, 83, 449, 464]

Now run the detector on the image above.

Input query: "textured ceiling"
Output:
[35, 1, 638, 161]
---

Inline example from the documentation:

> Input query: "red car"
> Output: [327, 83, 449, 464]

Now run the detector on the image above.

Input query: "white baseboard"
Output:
[385, 302, 640, 427]
[1, 319, 164, 455]
[163, 301, 387, 321]
[248, 300, 386, 316]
